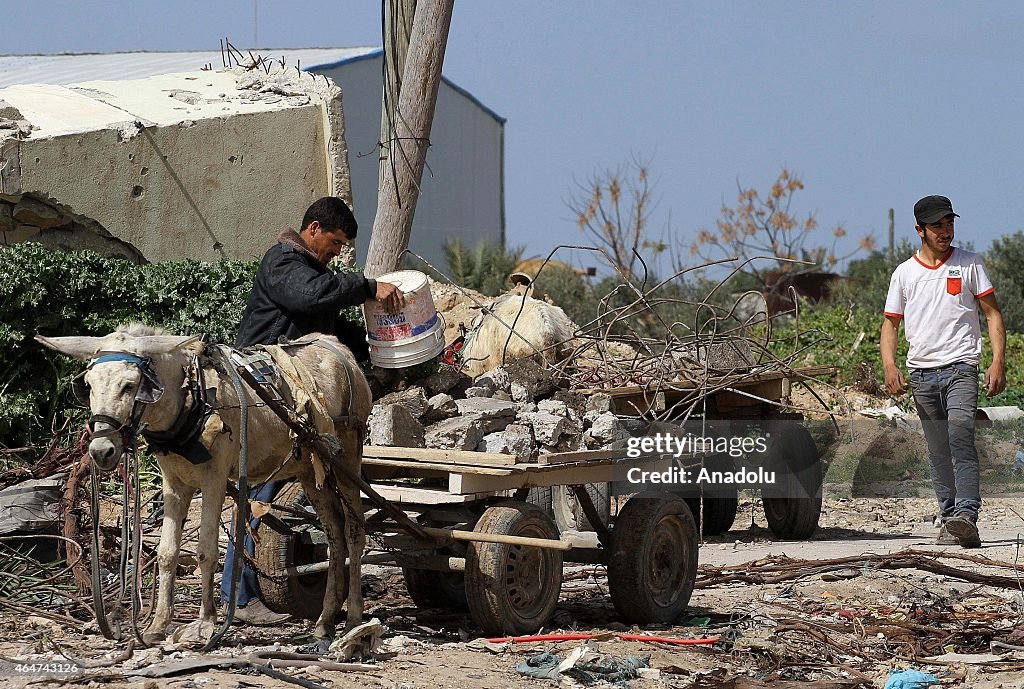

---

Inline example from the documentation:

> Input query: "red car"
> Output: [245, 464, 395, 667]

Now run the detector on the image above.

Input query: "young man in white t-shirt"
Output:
[880, 195, 1006, 548]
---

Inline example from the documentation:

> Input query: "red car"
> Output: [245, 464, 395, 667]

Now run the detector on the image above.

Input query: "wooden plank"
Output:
[368, 484, 497, 504]
[714, 380, 785, 409]
[363, 457, 515, 476]
[362, 445, 517, 466]
[537, 449, 665, 465]
[448, 454, 678, 494]
[537, 449, 625, 465]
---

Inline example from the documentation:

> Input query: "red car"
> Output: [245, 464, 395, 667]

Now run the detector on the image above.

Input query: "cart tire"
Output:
[609, 492, 698, 624]
[255, 482, 336, 620]
[402, 567, 468, 611]
[528, 485, 611, 532]
[465, 501, 563, 636]
[684, 494, 739, 537]
[526, 486, 552, 512]
[762, 424, 822, 540]
[681, 454, 738, 536]
[552, 483, 612, 532]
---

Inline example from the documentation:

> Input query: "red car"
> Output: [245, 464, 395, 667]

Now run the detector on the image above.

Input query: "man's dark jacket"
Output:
[235, 229, 376, 348]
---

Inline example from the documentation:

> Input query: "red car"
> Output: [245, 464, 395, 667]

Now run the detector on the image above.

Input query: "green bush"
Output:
[771, 300, 1022, 406]
[0, 243, 258, 451]
[985, 231, 1024, 333]
[769, 302, 903, 378]
[829, 239, 917, 314]
[980, 332, 1024, 408]
[437, 239, 525, 297]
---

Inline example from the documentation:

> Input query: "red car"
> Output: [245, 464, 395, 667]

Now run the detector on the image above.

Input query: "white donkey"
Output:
[38, 324, 372, 644]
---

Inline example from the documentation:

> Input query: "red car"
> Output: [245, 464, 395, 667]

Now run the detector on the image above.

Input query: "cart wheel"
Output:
[402, 528, 468, 611]
[402, 567, 468, 611]
[681, 454, 738, 536]
[684, 494, 739, 537]
[526, 486, 552, 512]
[255, 482, 338, 619]
[465, 501, 563, 636]
[528, 484, 611, 532]
[609, 491, 698, 624]
[762, 424, 822, 540]
[553, 483, 611, 531]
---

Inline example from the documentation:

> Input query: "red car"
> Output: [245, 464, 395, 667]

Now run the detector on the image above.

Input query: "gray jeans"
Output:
[909, 362, 981, 519]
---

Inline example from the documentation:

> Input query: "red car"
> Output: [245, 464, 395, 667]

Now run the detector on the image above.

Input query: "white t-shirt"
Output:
[883, 247, 994, 369]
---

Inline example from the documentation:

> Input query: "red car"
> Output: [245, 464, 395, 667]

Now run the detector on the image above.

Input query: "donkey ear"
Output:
[35, 335, 106, 360]
[139, 334, 204, 355]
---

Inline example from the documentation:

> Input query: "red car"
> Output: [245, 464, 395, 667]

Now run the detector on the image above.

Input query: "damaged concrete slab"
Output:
[0, 66, 351, 262]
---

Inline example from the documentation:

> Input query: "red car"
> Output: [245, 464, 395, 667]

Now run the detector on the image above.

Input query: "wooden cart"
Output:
[584, 364, 833, 541]
[254, 365, 831, 636]
[257, 445, 697, 636]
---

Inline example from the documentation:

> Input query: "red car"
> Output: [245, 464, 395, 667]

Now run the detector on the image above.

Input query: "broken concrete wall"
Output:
[0, 192, 144, 261]
[0, 67, 351, 262]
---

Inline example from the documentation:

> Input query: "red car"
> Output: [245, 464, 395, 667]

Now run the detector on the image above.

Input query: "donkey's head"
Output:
[37, 326, 201, 473]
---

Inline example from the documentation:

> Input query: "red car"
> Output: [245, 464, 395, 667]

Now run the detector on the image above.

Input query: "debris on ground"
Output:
[515, 643, 650, 684]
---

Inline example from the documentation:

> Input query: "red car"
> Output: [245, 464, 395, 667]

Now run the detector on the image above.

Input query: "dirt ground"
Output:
[4, 383, 1023, 688]
[2, 490, 1024, 689]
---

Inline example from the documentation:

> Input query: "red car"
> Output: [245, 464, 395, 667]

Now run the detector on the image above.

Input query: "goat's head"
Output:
[37, 328, 201, 473]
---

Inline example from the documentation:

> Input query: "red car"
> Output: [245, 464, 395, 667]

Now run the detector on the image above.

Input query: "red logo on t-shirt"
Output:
[947, 277, 962, 295]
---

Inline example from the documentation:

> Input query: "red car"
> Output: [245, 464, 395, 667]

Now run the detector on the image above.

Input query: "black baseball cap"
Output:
[914, 195, 959, 225]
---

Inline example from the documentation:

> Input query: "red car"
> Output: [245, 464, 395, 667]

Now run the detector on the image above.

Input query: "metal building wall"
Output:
[318, 56, 505, 272]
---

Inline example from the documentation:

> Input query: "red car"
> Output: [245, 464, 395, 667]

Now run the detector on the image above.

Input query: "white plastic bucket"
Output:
[363, 270, 445, 369]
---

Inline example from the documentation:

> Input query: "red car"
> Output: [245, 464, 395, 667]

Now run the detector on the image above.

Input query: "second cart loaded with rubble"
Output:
[250, 365, 828, 636]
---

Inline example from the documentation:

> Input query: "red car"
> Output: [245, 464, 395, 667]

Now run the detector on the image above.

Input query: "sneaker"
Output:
[935, 523, 959, 545]
[232, 599, 292, 626]
[944, 513, 981, 549]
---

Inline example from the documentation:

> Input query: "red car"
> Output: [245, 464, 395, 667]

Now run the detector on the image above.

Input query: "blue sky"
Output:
[4, 1, 1022, 273]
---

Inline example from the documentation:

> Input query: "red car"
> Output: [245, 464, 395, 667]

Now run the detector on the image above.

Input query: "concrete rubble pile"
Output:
[363, 275, 769, 459]
[364, 278, 655, 459]
[366, 358, 646, 461]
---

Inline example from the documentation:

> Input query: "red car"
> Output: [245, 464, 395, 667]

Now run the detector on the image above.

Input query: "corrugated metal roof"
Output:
[0, 48, 381, 88]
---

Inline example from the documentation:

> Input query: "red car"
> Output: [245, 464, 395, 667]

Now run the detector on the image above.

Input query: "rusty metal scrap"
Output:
[407, 244, 841, 422]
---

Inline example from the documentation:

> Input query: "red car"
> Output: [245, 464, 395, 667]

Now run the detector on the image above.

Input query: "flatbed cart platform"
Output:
[258, 446, 698, 636]
[253, 365, 832, 636]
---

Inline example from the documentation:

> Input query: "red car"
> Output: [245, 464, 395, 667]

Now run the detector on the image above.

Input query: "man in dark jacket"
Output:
[224, 196, 402, 624]
[235, 196, 403, 354]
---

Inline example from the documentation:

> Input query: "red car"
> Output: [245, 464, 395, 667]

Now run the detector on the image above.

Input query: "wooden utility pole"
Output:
[365, 0, 454, 278]
[379, 0, 417, 192]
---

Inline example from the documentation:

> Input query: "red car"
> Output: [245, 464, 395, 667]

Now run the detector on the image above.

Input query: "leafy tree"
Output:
[440, 238, 524, 296]
[985, 230, 1024, 333]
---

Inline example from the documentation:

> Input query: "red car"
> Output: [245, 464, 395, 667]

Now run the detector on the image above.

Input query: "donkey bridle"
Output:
[80, 353, 164, 447]
[79, 351, 213, 464]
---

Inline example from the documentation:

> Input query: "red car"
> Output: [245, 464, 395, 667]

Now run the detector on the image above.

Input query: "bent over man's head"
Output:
[302, 197, 358, 239]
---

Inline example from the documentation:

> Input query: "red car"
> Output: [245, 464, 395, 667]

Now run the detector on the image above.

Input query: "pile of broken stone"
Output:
[0, 98, 32, 138]
[366, 358, 650, 461]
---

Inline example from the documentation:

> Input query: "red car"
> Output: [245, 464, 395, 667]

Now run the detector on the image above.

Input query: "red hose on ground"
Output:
[485, 632, 720, 646]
